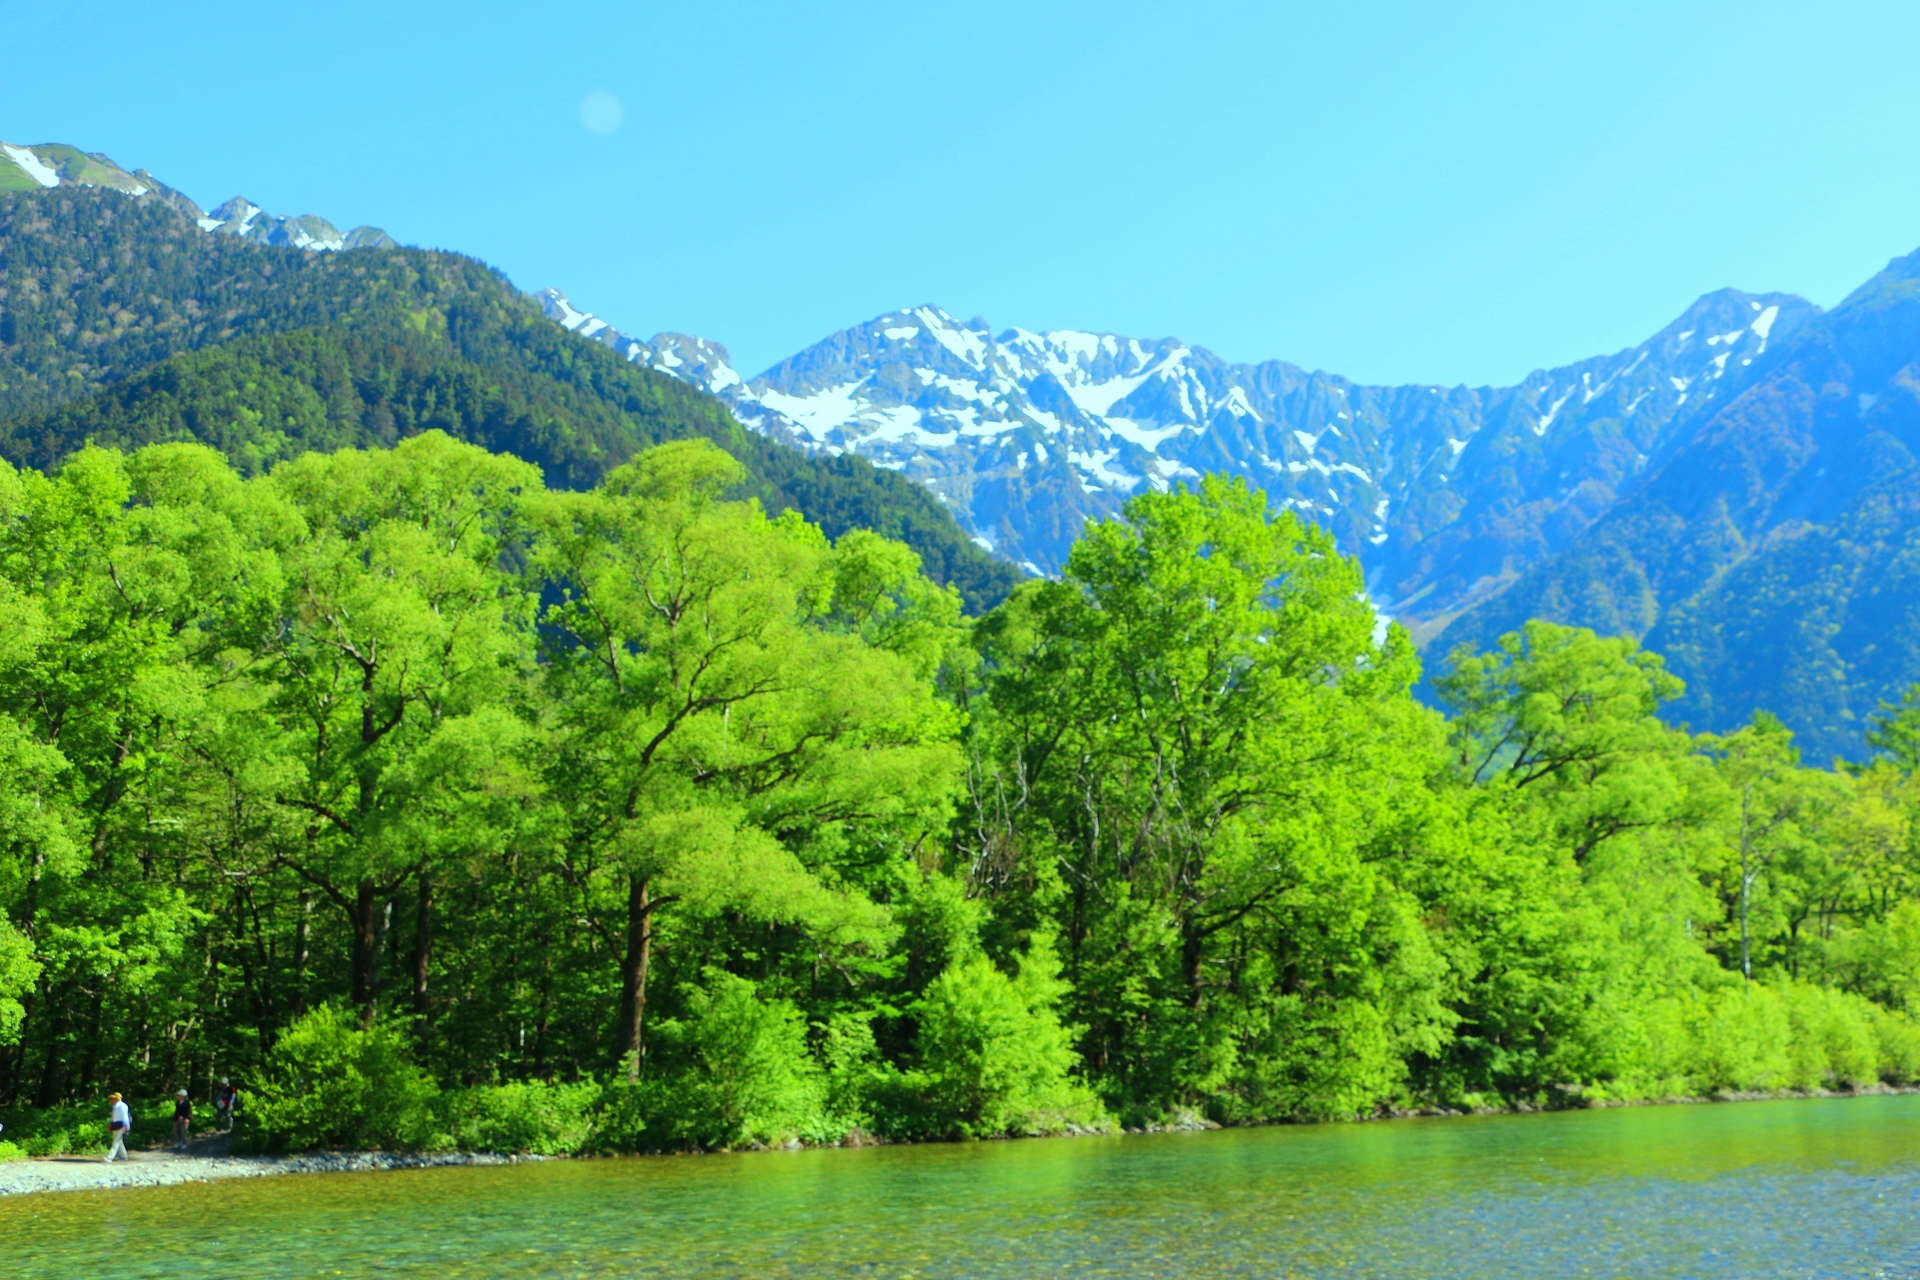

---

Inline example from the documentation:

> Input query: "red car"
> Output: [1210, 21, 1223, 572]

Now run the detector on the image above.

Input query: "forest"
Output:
[4, 430, 1920, 1157]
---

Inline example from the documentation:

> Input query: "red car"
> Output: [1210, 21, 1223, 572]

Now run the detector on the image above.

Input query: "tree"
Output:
[1867, 685, 1920, 774]
[534, 439, 959, 1078]
[1436, 621, 1704, 866]
[0, 444, 283, 1102]
[231, 432, 542, 1023]
[970, 476, 1446, 1111]
[909, 934, 1090, 1137]
[1710, 715, 1847, 980]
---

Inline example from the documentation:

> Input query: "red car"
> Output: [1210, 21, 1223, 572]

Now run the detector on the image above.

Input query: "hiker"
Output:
[172, 1089, 192, 1151]
[105, 1092, 131, 1163]
[215, 1078, 239, 1132]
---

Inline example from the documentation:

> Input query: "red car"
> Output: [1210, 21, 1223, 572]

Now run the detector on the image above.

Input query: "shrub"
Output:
[0, 1105, 107, 1157]
[1224, 994, 1405, 1122]
[1613, 978, 1911, 1097]
[894, 934, 1107, 1138]
[1780, 982, 1879, 1089]
[1682, 982, 1794, 1093]
[244, 1005, 440, 1152]
[818, 1010, 884, 1135]
[436, 1080, 599, 1155]
[1873, 1004, 1920, 1083]
[643, 970, 831, 1149]
[587, 1079, 652, 1154]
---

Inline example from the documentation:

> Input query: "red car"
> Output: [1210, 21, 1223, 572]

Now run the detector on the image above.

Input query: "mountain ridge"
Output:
[0, 139, 394, 251]
[536, 284, 1818, 623]
[1443, 245, 1920, 759]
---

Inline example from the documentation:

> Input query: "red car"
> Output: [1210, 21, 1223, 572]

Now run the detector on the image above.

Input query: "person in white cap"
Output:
[104, 1092, 131, 1162]
[171, 1089, 192, 1151]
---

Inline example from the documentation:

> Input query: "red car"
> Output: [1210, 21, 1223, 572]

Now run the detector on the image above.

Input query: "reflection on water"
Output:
[8, 1095, 1920, 1278]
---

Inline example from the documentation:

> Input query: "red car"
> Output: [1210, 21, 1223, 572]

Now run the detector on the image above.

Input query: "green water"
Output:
[7, 1097, 1920, 1278]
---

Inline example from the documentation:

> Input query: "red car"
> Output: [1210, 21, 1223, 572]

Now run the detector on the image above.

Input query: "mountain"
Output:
[537, 288, 1816, 617]
[1442, 248, 1920, 760]
[0, 139, 394, 250]
[0, 177, 1016, 611]
[13, 136, 1920, 752]
[537, 271, 1920, 758]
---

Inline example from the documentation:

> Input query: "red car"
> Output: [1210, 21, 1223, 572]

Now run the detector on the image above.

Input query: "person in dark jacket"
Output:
[171, 1088, 192, 1152]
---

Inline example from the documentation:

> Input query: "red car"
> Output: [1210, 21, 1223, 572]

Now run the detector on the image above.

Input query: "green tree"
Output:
[534, 439, 959, 1077]
[1868, 685, 1920, 774]
[971, 476, 1449, 1114]
[230, 432, 542, 1022]
[1709, 715, 1849, 979]
[0, 444, 283, 1103]
[1437, 621, 1703, 865]
[908, 934, 1092, 1137]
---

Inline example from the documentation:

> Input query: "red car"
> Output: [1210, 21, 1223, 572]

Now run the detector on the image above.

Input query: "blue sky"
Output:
[7, 1, 1918, 384]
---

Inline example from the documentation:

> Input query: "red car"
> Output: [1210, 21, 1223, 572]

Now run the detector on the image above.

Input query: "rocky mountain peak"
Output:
[535, 281, 1824, 617]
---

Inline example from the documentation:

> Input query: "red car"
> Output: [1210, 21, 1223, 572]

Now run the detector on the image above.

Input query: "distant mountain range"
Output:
[6, 136, 1920, 758]
[535, 287, 1813, 623]
[0, 139, 394, 251]
[539, 269, 1920, 761]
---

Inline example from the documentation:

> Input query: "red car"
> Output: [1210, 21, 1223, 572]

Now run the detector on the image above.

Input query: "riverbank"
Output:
[1370, 1079, 1920, 1121]
[13, 1092, 1919, 1279]
[0, 1143, 527, 1197]
[6, 1083, 1916, 1198]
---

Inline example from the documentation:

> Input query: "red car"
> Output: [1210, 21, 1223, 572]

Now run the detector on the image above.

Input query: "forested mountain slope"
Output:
[0, 185, 1016, 609]
[1441, 249, 1920, 760]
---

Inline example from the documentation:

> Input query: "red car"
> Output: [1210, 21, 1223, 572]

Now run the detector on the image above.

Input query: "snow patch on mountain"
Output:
[2, 144, 59, 187]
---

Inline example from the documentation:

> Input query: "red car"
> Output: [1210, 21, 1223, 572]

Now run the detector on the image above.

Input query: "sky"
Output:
[6, 0, 1920, 385]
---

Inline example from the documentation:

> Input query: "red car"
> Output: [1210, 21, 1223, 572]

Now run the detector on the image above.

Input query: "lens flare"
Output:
[579, 89, 623, 136]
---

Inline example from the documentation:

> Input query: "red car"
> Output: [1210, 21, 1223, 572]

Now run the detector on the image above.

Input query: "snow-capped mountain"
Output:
[0, 141, 393, 251]
[537, 286, 1816, 631]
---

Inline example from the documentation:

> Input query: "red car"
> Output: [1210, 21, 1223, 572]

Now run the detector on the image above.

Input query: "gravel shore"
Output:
[0, 1147, 521, 1197]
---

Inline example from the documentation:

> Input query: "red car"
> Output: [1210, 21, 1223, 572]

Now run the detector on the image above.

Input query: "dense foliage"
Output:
[0, 186, 1018, 612]
[4, 434, 1920, 1156]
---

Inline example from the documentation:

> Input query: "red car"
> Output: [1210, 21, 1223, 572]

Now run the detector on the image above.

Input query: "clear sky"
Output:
[6, 1, 1918, 384]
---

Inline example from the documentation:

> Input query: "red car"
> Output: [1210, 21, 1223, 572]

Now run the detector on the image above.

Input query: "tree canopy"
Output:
[5, 440, 1920, 1150]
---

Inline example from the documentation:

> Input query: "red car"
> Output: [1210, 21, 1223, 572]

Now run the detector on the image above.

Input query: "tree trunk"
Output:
[1739, 783, 1753, 981]
[33, 988, 66, 1108]
[1181, 918, 1206, 1010]
[616, 875, 655, 1082]
[351, 879, 395, 1026]
[75, 990, 104, 1095]
[411, 874, 433, 1021]
[294, 890, 312, 973]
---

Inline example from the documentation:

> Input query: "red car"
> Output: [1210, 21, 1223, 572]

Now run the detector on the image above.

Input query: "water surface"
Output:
[8, 1095, 1920, 1278]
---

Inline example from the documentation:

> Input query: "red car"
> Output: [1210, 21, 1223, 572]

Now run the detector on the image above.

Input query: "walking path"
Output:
[0, 1134, 519, 1197]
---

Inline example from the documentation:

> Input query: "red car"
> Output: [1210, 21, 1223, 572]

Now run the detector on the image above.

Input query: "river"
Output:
[6, 1095, 1920, 1278]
